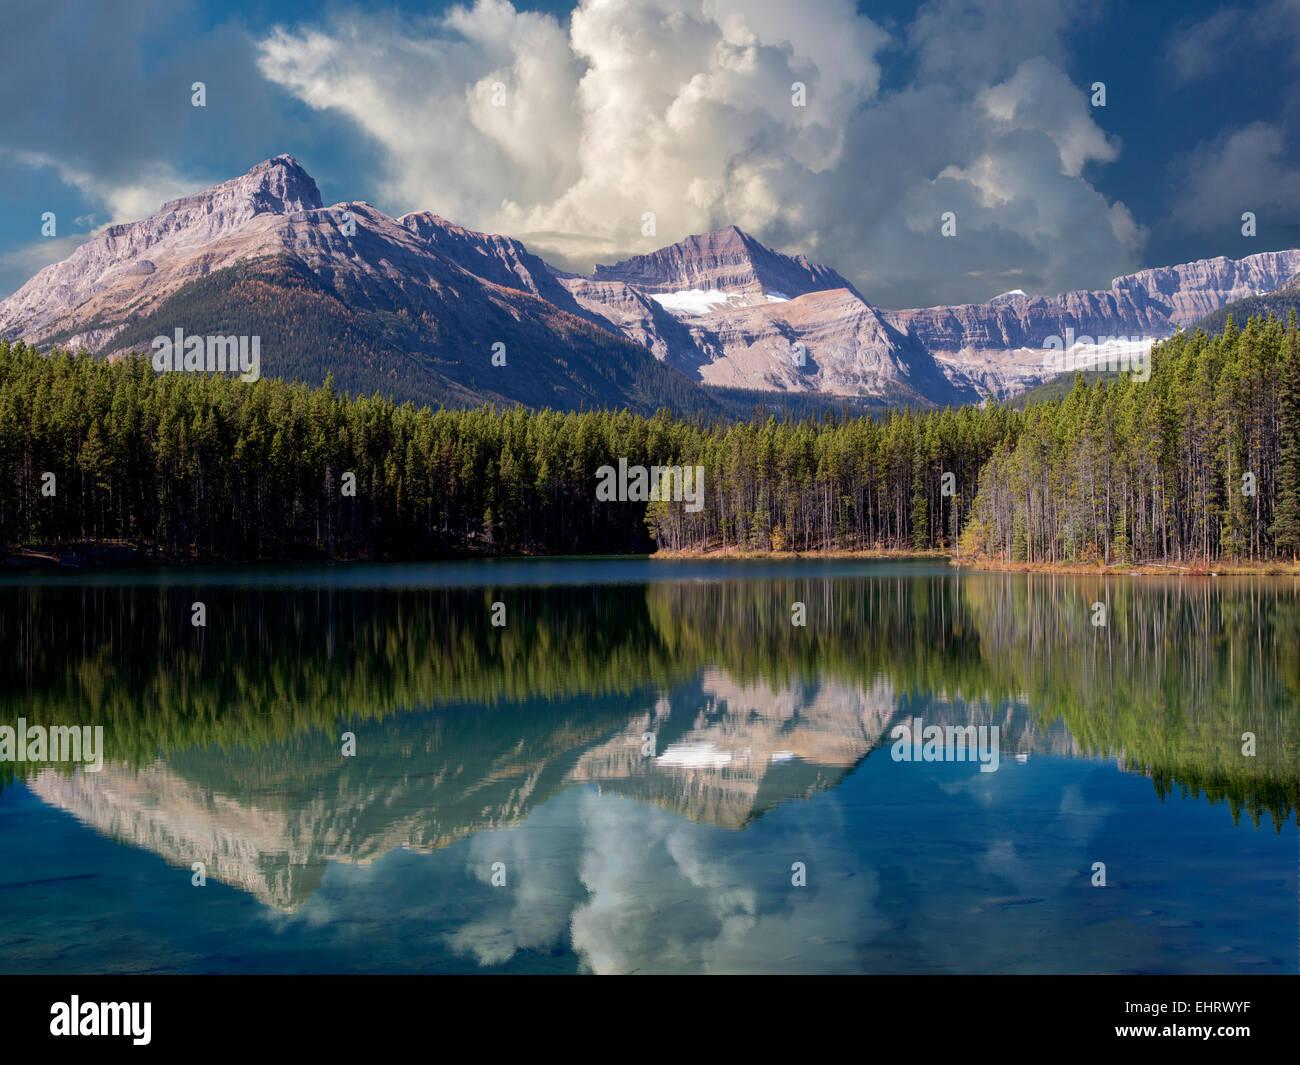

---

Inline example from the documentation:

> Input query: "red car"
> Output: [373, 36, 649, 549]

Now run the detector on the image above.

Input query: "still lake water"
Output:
[0, 559, 1296, 974]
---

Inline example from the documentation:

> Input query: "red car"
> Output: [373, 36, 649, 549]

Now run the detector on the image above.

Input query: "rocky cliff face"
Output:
[566, 229, 1300, 403]
[1112, 250, 1300, 325]
[397, 209, 589, 315]
[873, 249, 1300, 398]
[885, 286, 1173, 355]
[0, 155, 581, 356]
[888, 250, 1300, 357]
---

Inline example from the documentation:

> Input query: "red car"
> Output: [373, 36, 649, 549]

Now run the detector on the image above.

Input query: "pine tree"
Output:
[1270, 317, 1300, 557]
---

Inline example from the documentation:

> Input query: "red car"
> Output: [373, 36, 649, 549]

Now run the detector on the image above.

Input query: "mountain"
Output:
[0, 155, 325, 350]
[0, 156, 721, 415]
[4, 155, 1299, 411]
[1113, 251, 1300, 324]
[562, 228, 975, 405]
[1190, 269, 1300, 335]
[589, 225, 860, 300]
[559, 232, 1300, 404]
[885, 250, 1300, 397]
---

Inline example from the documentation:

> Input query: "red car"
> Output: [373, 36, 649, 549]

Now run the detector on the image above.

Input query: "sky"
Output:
[0, 0, 1292, 308]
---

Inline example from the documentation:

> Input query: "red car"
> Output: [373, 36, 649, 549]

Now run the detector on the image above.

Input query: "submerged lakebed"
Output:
[0, 558, 1295, 974]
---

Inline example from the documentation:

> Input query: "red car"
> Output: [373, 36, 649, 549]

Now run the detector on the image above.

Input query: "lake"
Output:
[0, 559, 1295, 974]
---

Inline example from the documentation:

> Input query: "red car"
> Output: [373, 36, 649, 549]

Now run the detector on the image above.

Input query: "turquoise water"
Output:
[0, 560, 1295, 973]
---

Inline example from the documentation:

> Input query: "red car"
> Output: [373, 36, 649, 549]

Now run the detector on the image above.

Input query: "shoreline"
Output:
[5, 542, 1300, 576]
[650, 547, 948, 562]
[948, 557, 1300, 576]
[652, 547, 1300, 575]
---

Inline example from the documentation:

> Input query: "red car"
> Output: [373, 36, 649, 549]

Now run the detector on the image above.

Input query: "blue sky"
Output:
[0, 0, 1291, 306]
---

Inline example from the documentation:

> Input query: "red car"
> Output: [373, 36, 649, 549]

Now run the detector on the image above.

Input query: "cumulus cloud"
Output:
[0, 0, 1147, 307]
[834, 56, 1139, 306]
[255, 2, 581, 245]
[979, 57, 1117, 179]
[909, 0, 1093, 92]
[255, 0, 1139, 305]
[444, 802, 581, 965]
[256, 0, 886, 262]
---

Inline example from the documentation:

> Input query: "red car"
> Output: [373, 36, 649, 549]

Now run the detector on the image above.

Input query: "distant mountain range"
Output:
[3, 155, 1299, 413]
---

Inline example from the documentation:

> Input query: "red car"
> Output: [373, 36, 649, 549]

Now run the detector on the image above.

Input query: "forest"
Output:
[1, 309, 1298, 563]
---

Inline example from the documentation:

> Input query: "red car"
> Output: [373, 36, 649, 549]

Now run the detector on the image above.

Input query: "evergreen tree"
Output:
[1270, 317, 1300, 557]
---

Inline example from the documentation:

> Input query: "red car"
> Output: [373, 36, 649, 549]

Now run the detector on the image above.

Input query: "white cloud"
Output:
[1160, 3, 1300, 242]
[246, 0, 1139, 304]
[257, 1, 585, 235]
[979, 57, 1117, 179]
[0, 0, 1156, 307]
[909, 0, 1092, 87]
[257, 0, 884, 266]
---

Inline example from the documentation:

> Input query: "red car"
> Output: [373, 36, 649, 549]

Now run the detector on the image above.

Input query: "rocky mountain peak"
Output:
[234, 154, 323, 213]
[115, 156, 316, 237]
[152, 154, 322, 227]
[590, 225, 856, 301]
[0, 156, 330, 344]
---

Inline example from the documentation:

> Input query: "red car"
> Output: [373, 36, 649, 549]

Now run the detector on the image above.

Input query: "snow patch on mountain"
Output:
[650, 289, 746, 316]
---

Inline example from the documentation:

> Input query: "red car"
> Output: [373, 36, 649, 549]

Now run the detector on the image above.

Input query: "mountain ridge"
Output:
[0, 157, 728, 415]
[4, 155, 1298, 411]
